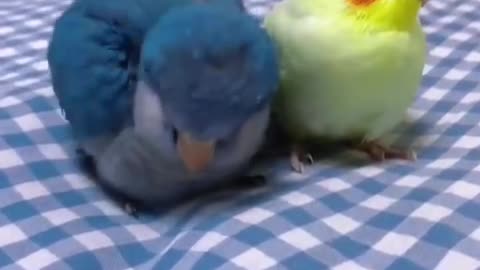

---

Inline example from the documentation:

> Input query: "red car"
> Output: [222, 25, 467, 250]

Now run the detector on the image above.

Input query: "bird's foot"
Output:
[124, 202, 139, 218]
[76, 148, 141, 217]
[354, 140, 416, 162]
[290, 145, 314, 173]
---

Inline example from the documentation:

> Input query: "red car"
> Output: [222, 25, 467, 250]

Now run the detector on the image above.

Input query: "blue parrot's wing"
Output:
[47, 0, 151, 140]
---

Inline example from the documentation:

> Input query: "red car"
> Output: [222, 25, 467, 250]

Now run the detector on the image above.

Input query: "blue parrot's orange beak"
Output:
[177, 133, 215, 173]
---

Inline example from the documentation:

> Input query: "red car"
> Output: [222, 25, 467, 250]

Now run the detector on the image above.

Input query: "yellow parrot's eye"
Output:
[347, 0, 376, 6]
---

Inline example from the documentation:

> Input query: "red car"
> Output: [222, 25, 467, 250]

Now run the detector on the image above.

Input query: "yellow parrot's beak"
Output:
[177, 133, 215, 173]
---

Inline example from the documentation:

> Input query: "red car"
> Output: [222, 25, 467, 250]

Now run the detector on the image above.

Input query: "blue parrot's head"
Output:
[139, 3, 279, 173]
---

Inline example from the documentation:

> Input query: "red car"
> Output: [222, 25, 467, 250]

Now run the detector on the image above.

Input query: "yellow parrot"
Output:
[264, 0, 428, 172]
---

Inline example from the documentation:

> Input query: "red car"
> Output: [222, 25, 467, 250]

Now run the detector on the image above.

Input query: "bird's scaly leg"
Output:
[354, 139, 416, 162]
[290, 144, 314, 173]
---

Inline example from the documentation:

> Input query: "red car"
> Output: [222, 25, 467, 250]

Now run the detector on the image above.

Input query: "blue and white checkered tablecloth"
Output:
[1, 0, 480, 269]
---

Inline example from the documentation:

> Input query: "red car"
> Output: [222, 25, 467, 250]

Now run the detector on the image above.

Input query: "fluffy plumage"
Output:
[264, 0, 427, 171]
[47, 0, 279, 207]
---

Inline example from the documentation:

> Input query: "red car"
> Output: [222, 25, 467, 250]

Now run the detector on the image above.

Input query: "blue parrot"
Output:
[47, 0, 279, 211]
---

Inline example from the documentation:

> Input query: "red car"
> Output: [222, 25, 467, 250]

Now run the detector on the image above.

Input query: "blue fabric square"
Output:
[423, 224, 465, 248]
[192, 253, 227, 270]
[54, 191, 87, 207]
[2, 201, 37, 221]
[3, 133, 33, 148]
[457, 201, 480, 221]
[152, 249, 184, 269]
[367, 212, 405, 231]
[47, 126, 72, 143]
[0, 250, 13, 268]
[403, 188, 437, 202]
[66, 253, 102, 270]
[436, 169, 469, 181]
[235, 226, 275, 245]
[0, 171, 11, 189]
[328, 236, 369, 258]
[319, 194, 354, 212]
[27, 97, 54, 112]
[356, 179, 387, 194]
[29, 161, 60, 179]
[280, 208, 315, 226]
[283, 253, 328, 270]
[118, 244, 154, 266]
[85, 216, 118, 229]
[387, 258, 428, 270]
[32, 227, 68, 246]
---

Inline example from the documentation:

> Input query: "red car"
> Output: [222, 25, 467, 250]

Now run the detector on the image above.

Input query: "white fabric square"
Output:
[18, 250, 58, 270]
[32, 60, 49, 71]
[92, 201, 124, 216]
[235, 208, 274, 224]
[0, 96, 21, 107]
[333, 261, 369, 270]
[38, 144, 68, 160]
[0, 224, 27, 246]
[446, 181, 480, 199]
[232, 248, 276, 270]
[14, 181, 49, 200]
[437, 112, 466, 125]
[281, 191, 314, 206]
[356, 166, 384, 177]
[316, 178, 352, 192]
[75, 231, 114, 250]
[14, 78, 41, 87]
[323, 214, 361, 234]
[450, 31, 472, 41]
[24, 19, 43, 27]
[29, 39, 48, 49]
[0, 26, 14, 35]
[42, 208, 78, 226]
[461, 92, 480, 104]
[0, 149, 24, 169]
[0, 47, 16, 58]
[360, 195, 396, 210]
[395, 176, 428, 188]
[374, 232, 417, 256]
[422, 88, 448, 101]
[13, 113, 44, 132]
[445, 69, 469, 80]
[125, 225, 160, 242]
[191, 232, 227, 252]
[465, 51, 480, 62]
[430, 46, 453, 58]
[279, 228, 320, 250]
[411, 203, 453, 222]
[64, 174, 93, 189]
[427, 158, 459, 169]
[436, 251, 480, 270]
[453, 136, 480, 149]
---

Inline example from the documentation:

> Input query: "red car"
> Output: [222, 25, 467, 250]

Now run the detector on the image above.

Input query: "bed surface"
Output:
[0, 0, 480, 269]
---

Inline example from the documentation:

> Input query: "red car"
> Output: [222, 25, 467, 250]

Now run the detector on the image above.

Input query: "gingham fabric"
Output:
[1, 0, 479, 269]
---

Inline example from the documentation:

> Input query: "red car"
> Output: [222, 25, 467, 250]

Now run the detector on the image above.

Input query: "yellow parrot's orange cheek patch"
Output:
[347, 0, 377, 7]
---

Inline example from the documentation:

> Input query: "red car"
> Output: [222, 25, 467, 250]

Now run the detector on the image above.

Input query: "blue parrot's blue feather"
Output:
[48, 0, 253, 141]
[141, 4, 279, 139]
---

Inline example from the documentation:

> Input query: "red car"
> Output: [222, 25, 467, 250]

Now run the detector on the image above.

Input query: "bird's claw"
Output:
[290, 146, 314, 173]
[124, 203, 138, 217]
[356, 140, 416, 162]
